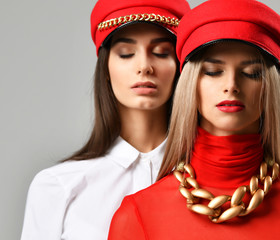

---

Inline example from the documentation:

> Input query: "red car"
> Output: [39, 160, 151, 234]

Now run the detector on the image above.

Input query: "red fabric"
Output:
[90, 0, 191, 55]
[108, 129, 280, 239]
[191, 127, 263, 188]
[176, 0, 280, 69]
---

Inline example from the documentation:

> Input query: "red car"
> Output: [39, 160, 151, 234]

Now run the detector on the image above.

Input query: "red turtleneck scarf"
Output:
[109, 127, 280, 240]
[191, 127, 263, 188]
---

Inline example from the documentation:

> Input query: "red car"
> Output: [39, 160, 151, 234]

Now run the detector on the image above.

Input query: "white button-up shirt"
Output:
[21, 137, 166, 240]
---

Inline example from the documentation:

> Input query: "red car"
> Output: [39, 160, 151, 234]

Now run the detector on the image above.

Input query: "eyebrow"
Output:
[150, 37, 174, 44]
[241, 59, 262, 65]
[111, 37, 173, 46]
[112, 38, 137, 45]
[204, 58, 225, 64]
[204, 58, 262, 65]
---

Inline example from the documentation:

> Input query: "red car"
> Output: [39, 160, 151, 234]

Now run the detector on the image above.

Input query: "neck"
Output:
[119, 106, 168, 153]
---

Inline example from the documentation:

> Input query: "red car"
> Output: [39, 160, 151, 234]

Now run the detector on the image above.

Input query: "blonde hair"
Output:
[261, 63, 280, 165]
[157, 51, 280, 180]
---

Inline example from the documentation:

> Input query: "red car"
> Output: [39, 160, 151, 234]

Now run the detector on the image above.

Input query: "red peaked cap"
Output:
[91, 0, 191, 55]
[177, 0, 280, 70]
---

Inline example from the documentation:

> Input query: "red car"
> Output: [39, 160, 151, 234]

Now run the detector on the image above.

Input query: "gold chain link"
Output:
[174, 161, 279, 223]
[97, 13, 180, 31]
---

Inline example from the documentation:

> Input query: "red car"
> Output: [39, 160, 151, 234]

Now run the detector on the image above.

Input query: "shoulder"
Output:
[29, 157, 108, 194]
[108, 196, 147, 239]
[117, 174, 179, 219]
[109, 175, 178, 239]
[114, 174, 178, 215]
[132, 173, 178, 201]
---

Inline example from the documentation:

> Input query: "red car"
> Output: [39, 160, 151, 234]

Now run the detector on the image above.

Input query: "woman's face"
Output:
[108, 23, 177, 112]
[198, 42, 263, 136]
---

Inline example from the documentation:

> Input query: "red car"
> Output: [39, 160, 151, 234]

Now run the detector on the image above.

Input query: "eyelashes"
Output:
[204, 71, 223, 76]
[119, 53, 134, 59]
[119, 52, 170, 59]
[203, 70, 263, 79]
[114, 42, 174, 60]
[153, 53, 169, 58]
[242, 72, 262, 79]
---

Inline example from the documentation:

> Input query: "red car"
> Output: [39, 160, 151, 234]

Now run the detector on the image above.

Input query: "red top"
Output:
[108, 128, 280, 240]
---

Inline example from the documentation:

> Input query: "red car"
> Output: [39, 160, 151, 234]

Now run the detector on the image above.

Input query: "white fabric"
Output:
[21, 137, 166, 240]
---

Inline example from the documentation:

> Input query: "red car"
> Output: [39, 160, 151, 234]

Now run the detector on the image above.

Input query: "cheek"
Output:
[108, 60, 123, 95]
[108, 56, 127, 86]
[197, 81, 218, 116]
[197, 79, 209, 110]
[158, 60, 176, 80]
[247, 83, 262, 106]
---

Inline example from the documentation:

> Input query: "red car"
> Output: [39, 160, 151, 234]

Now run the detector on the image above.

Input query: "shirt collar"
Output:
[107, 136, 167, 169]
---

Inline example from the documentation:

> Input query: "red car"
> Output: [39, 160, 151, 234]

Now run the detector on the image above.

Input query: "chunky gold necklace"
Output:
[174, 160, 279, 223]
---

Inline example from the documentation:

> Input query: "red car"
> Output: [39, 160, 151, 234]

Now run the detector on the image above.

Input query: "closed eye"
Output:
[204, 71, 223, 76]
[153, 53, 169, 58]
[119, 53, 134, 59]
[242, 72, 262, 79]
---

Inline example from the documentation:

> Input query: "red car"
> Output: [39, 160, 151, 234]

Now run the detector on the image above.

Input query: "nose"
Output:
[136, 52, 154, 75]
[223, 71, 240, 94]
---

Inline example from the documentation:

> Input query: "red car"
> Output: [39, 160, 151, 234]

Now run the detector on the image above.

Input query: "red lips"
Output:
[216, 100, 245, 113]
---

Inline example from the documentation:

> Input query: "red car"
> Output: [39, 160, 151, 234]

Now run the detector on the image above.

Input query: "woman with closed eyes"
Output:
[20, 0, 190, 239]
[108, 0, 280, 239]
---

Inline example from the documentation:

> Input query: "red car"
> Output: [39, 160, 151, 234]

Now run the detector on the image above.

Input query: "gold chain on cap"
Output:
[97, 13, 180, 31]
[174, 160, 279, 223]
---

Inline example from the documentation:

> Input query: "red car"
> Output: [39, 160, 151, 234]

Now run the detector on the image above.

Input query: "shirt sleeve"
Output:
[108, 196, 147, 240]
[21, 169, 68, 240]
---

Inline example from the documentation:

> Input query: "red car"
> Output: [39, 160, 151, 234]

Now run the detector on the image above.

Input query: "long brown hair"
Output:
[64, 36, 179, 161]
[63, 46, 120, 160]
[157, 47, 280, 180]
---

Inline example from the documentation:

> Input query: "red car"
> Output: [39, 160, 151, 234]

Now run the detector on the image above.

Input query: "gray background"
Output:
[1, 0, 279, 239]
